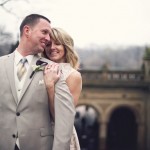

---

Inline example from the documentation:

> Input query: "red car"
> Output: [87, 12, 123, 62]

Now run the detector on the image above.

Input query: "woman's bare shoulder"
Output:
[68, 70, 82, 81]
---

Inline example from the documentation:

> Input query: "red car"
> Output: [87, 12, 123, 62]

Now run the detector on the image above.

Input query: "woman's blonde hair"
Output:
[49, 27, 79, 70]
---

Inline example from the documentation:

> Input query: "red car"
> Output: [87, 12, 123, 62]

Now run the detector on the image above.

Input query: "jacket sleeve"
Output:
[52, 69, 76, 150]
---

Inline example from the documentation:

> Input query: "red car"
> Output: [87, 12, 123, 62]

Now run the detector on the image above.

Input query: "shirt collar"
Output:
[14, 50, 34, 65]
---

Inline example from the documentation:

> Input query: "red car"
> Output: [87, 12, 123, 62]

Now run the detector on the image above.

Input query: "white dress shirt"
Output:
[14, 50, 33, 100]
[14, 50, 33, 148]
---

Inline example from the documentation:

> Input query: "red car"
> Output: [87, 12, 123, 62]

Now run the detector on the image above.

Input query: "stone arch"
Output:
[76, 103, 102, 123]
[106, 106, 138, 150]
[75, 104, 100, 150]
[104, 103, 141, 124]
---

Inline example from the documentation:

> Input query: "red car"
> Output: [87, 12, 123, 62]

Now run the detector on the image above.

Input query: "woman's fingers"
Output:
[44, 63, 61, 86]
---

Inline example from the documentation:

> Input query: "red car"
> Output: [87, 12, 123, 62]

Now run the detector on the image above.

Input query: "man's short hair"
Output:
[20, 14, 51, 36]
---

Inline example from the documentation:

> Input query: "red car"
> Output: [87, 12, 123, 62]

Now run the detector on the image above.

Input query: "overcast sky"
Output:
[1, 0, 150, 48]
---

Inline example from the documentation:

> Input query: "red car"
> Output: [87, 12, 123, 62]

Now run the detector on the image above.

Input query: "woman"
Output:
[43, 27, 82, 150]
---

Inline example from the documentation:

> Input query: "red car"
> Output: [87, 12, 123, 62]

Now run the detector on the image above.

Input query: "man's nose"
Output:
[45, 34, 50, 42]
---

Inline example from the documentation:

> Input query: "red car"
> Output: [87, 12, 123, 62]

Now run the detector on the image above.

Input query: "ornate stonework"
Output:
[76, 69, 150, 150]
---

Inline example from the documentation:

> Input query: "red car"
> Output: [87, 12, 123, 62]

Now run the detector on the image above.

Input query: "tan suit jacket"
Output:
[0, 52, 75, 150]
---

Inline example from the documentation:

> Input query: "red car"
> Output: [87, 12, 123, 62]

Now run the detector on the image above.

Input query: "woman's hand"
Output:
[44, 63, 61, 120]
[44, 63, 61, 89]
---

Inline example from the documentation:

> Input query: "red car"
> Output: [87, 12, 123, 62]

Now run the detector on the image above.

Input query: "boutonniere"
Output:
[30, 60, 48, 78]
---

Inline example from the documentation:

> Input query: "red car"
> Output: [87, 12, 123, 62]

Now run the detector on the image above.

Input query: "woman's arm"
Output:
[44, 63, 60, 120]
[66, 71, 82, 106]
[44, 64, 82, 119]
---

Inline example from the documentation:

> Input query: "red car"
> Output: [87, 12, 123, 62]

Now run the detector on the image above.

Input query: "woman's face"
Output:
[45, 39, 66, 63]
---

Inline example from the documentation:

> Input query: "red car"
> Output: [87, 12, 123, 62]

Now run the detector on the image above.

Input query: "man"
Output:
[0, 14, 75, 150]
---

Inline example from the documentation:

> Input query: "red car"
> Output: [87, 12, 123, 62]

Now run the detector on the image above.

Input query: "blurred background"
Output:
[1, 0, 150, 150]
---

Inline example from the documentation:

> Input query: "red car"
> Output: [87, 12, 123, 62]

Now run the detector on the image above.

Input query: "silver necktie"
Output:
[17, 58, 27, 81]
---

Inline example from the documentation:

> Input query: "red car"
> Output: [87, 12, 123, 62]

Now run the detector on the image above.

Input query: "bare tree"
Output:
[0, 25, 12, 43]
[0, 0, 29, 17]
[0, 25, 17, 56]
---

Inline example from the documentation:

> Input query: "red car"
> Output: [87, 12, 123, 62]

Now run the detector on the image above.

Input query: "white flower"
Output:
[30, 60, 47, 78]
[32, 65, 43, 72]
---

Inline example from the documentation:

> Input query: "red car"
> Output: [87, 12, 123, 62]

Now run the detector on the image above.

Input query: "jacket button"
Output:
[16, 112, 20, 116]
[12, 134, 16, 138]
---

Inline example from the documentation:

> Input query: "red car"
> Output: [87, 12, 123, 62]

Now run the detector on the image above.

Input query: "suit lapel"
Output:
[5, 53, 18, 104]
[18, 55, 40, 102]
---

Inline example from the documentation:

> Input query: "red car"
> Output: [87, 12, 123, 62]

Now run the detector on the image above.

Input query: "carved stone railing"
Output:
[79, 70, 147, 88]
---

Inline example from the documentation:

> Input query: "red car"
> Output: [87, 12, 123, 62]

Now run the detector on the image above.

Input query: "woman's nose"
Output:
[51, 43, 55, 49]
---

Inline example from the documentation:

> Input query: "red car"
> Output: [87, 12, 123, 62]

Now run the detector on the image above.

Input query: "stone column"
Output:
[99, 122, 107, 150]
[137, 123, 145, 150]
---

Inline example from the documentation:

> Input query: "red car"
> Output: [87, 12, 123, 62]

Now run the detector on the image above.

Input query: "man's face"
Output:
[28, 18, 51, 55]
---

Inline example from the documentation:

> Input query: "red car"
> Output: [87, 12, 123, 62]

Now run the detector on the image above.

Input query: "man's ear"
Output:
[23, 25, 30, 38]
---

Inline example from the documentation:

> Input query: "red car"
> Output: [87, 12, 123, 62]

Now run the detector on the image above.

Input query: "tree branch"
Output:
[0, 0, 12, 6]
[0, 0, 29, 18]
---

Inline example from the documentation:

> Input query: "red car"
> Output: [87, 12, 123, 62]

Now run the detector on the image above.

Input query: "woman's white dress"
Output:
[53, 63, 80, 150]
[62, 63, 80, 150]
[70, 126, 80, 150]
